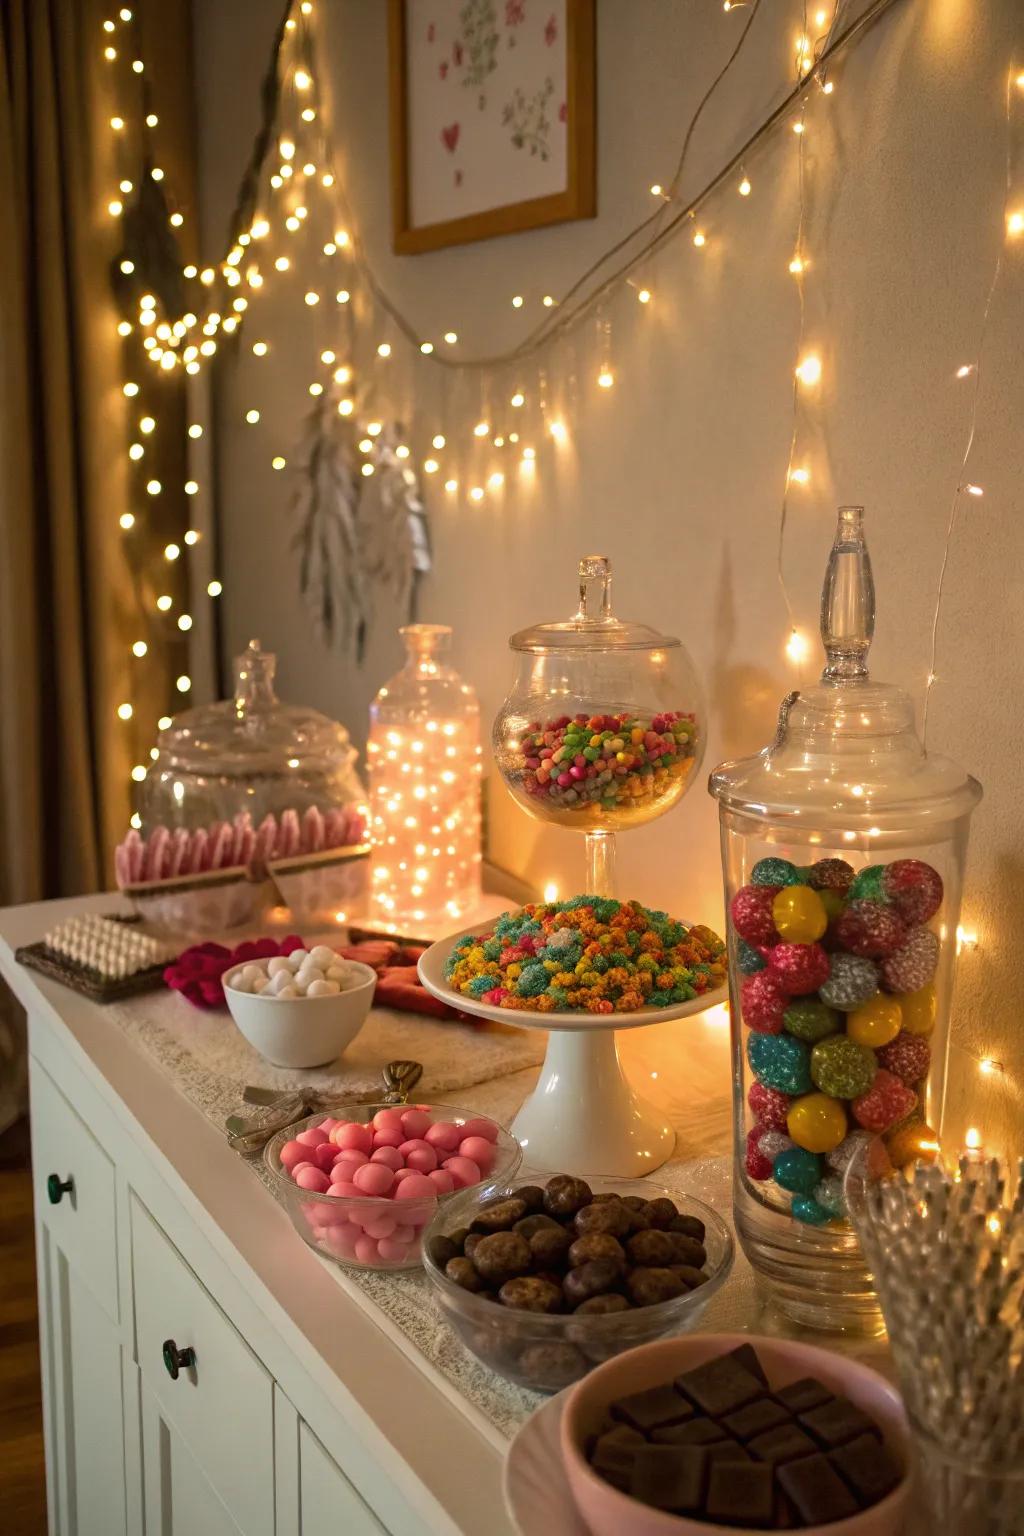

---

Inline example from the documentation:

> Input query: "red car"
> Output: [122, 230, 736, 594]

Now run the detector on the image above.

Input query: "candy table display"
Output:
[424, 556, 718, 1176]
[710, 505, 982, 1332]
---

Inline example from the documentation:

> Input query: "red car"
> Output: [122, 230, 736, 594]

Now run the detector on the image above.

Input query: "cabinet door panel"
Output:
[299, 1423, 386, 1536]
[141, 1383, 242, 1536]
[38, 1225, 127, 1536]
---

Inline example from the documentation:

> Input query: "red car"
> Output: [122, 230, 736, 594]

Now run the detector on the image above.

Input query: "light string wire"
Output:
[923, 63, 1018, 741]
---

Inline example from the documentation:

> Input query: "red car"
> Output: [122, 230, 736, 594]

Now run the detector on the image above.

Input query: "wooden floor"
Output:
[0, 1118, 47, 1535]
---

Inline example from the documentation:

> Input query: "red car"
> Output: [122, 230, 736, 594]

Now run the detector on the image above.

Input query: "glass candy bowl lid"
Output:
[709, 507, 982, 830]
[510, 554, 682, 653]
[153, 639, 357, 780]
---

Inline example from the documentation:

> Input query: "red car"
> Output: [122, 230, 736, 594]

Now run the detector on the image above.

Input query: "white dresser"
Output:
[0, 895, 514, 1536]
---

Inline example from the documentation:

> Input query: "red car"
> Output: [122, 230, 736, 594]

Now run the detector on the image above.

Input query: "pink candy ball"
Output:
[372, 1108, 405, 1136]
[279, 1139, 307, 1172]
[333, 1122, 374, 1153]
[406, 1147, 439, 1174]
[319, 1117, 339, 1133]
[377, 1237, 414, 1264]
[428, 1169, 457, 1195]
[363, 1213, 397, 1240]
[297, 1127, 329, 1148]
[392, 1167, 420, 1184]
[393, 1224, 416, 1243]
[398, 1137, 432, 1158]
[458, 1136, 494, 1172]
[372, 1127, 405, 1149]
[424, 1121, 461, 1152]
[324, 1226, 358, 1258]
[393, 1173, 437, 1200]
[295, 1165, 330, 1193]
[443, 1156, 482, 1190]
[370, 1145, 405, 1172]
[459, 1117, 499, 1143]
[354, 1235, 380, 1264]
[290, 1161, 316, 1179]
[400, 1109, 431, 1139]
[312, 1143, 338, 1173]
[353, 1162, 394, 1197]
[333, 1147, 369, 1170]
[328, 1179, 361, 1199]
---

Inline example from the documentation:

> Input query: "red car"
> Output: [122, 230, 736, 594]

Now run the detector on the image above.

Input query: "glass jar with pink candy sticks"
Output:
[264, 1103, 521, 1271]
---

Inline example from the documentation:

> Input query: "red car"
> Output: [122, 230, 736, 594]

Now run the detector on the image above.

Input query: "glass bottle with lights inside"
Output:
[367, 625, 482, 935]
[709, 506, 982, 1332]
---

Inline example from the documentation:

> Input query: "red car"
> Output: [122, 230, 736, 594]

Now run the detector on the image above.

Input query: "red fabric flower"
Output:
[164, 935, 304, 1010]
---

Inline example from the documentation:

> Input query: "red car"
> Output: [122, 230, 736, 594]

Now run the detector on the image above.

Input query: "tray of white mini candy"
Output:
[16, 914, 180, 1003]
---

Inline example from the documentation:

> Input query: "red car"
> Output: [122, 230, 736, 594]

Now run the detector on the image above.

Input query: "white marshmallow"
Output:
[252, 975, 269, 993]
[308, 945, 337, 969]
[270, 969, 295, 996]
[307, 978, 340, 997]
[266, 956, 292, 977]
[325, 964, 347, 983]
[287, 948, 309, 971]
[276, 983, 299, 999]
[229, 971, 251, 993]
[296, 964, 325, 988]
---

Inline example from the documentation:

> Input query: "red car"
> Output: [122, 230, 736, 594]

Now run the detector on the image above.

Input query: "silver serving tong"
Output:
[225, 1060, 424, 1156]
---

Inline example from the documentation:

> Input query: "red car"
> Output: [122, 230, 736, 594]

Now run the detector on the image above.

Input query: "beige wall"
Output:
[195, 0, 1024, 1152]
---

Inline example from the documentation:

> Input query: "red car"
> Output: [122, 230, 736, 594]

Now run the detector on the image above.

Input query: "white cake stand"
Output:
[418, 925, 726, 1177]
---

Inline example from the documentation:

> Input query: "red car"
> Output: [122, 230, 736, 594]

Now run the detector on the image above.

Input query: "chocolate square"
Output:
[829, 1433, 902, 1505]
[675, 1355, 764, 1416]
[651, 1417, 728, 1447]
[724, 1342, 769, 1386]
[778, 1452, 859, 1524]
[800, 1399, 881, 1450]
[705, 1460, 775, 1528]
[747, 1423, 818, 1466]
[629, 1445, 707, 1513]
[773, 1377, 833, 1414]
[705, 1438, 754, 1465]
[591, 1433, 641, 1492]
[610, 1383, 693, 1433]
[721, 1397, 791, 1442]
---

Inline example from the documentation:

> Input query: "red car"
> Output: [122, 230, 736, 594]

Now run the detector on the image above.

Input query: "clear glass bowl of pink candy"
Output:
[263, 1103, 522, 1271]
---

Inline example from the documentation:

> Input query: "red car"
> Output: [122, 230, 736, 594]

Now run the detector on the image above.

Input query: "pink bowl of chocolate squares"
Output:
[560, 1333, 911, 1534]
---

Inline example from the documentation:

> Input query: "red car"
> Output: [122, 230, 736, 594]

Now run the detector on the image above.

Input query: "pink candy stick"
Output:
[208, 822, 233, 870]
[145, 826, 169, 882]
[302, 805, 324, 853]
[125, 829, 145, 884]
[114, 843, 130, 889]
[168, 827, 190, 879]
[231, 812, 253, 866]
[235, 827, 254, 871]
[322, 808, 345, 848]
[253, 815, 277, 870]
[189, 827, 210, 874]
[277, 808, 300, 858]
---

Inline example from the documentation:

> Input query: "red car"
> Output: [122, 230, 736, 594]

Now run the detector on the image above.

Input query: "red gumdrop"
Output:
[852, 1069, 917, 1133]
[748, 1081, 793, 1131]
[882, 859, 944, 925]
[741, 971, 787, 1033]
[834, 900, 907, 960]
[730, 884, 780, 946]
[877, 1031, 931, 1086]
[767, 942, 831, 997]
[745, 1126, 773, 1180]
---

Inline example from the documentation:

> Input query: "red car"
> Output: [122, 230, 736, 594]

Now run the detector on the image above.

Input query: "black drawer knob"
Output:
[162, 1339, 196, 1380]
[46, 1174, 74, 1205]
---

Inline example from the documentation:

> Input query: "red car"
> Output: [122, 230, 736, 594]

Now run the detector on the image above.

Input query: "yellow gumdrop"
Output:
[898, 983, 937, 1036]
[772, 885, 828, 943]
[786, 1092, 848, 1154]
[847, 996, 902, 1049]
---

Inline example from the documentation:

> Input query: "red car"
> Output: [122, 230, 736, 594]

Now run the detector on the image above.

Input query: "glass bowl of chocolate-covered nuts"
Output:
[422, 1173, 733, 1393]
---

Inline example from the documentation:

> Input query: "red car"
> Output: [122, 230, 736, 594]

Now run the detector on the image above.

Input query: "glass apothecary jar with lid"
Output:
[118, 640, 369, 932]
[709, 506, 982, 1332]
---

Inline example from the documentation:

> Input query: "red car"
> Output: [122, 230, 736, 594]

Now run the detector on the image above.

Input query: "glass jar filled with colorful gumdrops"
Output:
[709, 506, 981, 1332]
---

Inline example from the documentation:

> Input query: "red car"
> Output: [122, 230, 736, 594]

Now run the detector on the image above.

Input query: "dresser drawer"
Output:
[131, 1195, 274, 1536]
[30, 1062, 119, 1321]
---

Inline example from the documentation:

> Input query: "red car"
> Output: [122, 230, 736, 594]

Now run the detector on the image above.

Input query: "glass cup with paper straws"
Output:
[844, 1134, 1024, 1536]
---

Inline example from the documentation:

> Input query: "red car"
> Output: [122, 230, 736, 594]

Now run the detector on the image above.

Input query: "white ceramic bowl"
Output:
[224, 959, 376, 1068]
[561, 1333, 911, 1536]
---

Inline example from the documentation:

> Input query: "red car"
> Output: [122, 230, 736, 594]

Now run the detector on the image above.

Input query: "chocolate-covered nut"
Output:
[470, 1197, 528, 1233]
[529, 1225, 573, 1268]
[626, 1266, 687, 1306]
[514, 1213, 563, 1240]
[445, 1256, 484, 1292]
[643, 1197, 679, 1229]
[590, 1192, 621, 1204]
[463, 1232, 483, 1262]
[568, 1233, 626, 1270]
[498, 1276, 563, 1313]
[563, 1257, 624, 1307]
[447, 1227, 470, 1252]
[574, 1293, 633, 1315]
[670, 1265, 709, 1289]
[670, 1236, 707, 1268]
[574, 1199, 633, 1240]
[670, 1213, 706, 1242]
[472, 1230, 532, 1284]
[621, 1195, 648, 1213]
[543, 1174, 593, 1218]
[517, 1341, 586, 1392]
[427, 1234, 458, 1269]
[514, 1184, 546, 1213]
[627, 1229, 705, 1268]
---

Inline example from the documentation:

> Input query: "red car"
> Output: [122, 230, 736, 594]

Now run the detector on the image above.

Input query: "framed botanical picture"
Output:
[388, 0, 596, 254]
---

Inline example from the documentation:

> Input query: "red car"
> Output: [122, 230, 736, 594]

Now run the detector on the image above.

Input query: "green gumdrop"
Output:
[747, 1033, 813, 1095]
[784, 999, 841, 1043]
[848, 865, 888, 903]
[773, 1147, 823, 1195]
[737, 939, 767, 975]
[810, 1036, 877, 1099]
[792, 1194, 833, 1225]
[752, 857, 803, 888]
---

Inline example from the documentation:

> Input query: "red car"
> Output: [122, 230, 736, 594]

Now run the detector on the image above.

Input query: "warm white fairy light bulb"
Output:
[790, 466, 810, 485]
[795, 353, 822, 385]
[443, 331, 457, 344]
[377, 342, 391, 357]
[597, 368, 614, 388]
[738, 175, 752, 196]
[1008, 211, 1024, 236]
[156, 594, 172, 611]
[132, 640, 147, 657]
[120, 512, 135, 530]
[207, 580, 223, 597]
[786, 628, 809, 662]
[432, 434, 446, 449]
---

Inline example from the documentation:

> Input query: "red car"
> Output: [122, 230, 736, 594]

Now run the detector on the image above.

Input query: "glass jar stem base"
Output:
[584, 830, 616, 897]
[511, 1026, 675, 1177]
